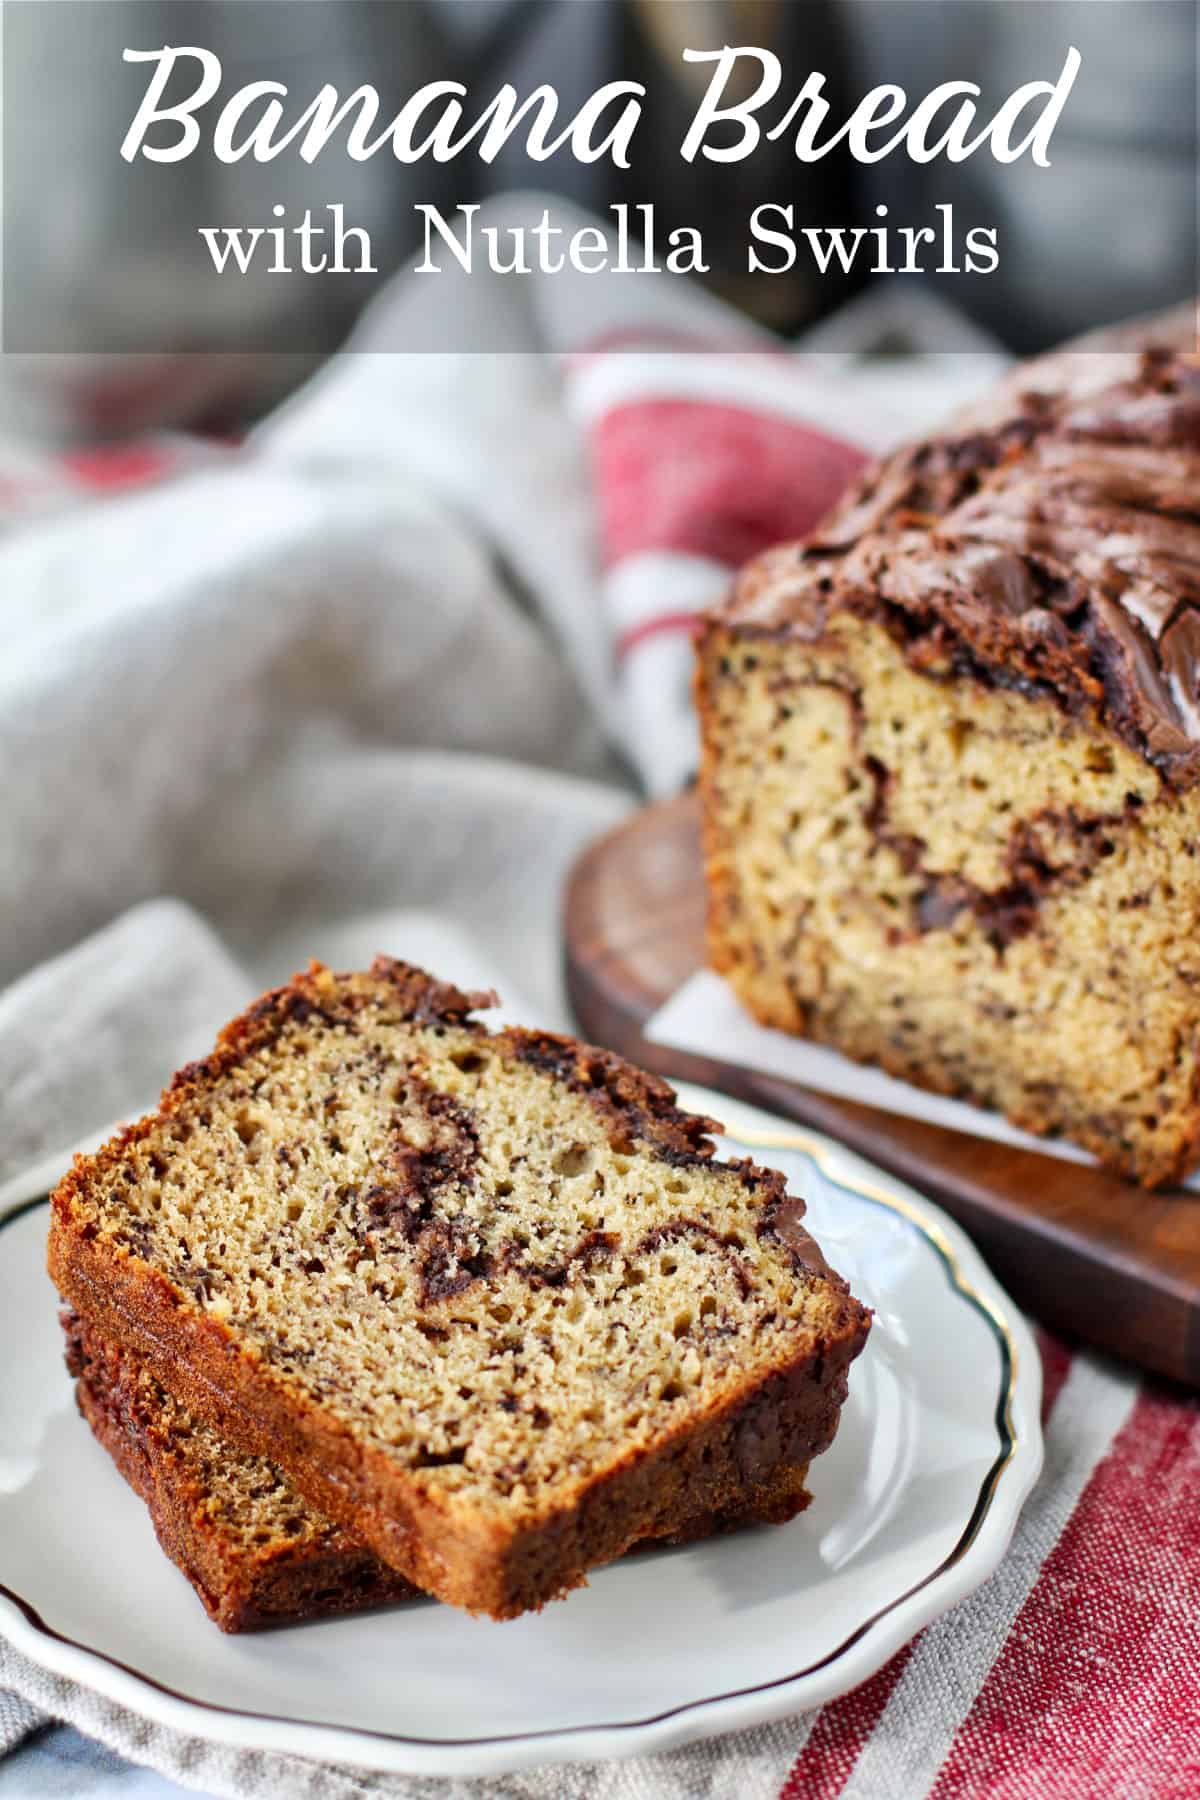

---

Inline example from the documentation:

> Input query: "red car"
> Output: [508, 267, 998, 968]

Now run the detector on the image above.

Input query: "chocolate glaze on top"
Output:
[717, 306, 1200, 786]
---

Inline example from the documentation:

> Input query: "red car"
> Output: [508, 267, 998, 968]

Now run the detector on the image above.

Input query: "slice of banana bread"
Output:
[49, 959, 869, 1619]
[64, 1306, 815, 1632]
[63, 1306, 420, 1632]
[697, 313, 1200, 1187]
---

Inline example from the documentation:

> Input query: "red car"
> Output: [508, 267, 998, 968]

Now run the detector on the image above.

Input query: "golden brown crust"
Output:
[48, 960, 869, 1619]
[167, 957, 496, 1105]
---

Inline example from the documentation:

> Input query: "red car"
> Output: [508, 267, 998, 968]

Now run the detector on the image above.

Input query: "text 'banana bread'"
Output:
[49, 959, 869, 1619]
[697, 309, 1200, 1186]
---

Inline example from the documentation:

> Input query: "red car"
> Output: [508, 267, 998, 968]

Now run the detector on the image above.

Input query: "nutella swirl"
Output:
[719, 315, 1200, 787]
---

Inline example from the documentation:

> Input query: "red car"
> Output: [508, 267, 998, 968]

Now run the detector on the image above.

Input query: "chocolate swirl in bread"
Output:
[722, 323, 1200, 786]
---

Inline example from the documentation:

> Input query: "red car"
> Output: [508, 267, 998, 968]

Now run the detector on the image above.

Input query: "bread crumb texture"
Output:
[699, 614, 1200, 1185]
[52, 960, 867, 1590]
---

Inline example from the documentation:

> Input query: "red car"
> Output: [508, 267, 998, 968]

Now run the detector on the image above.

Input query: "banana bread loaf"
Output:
[697, 309, 1200, 1186]
[49, 958, 869, 1619]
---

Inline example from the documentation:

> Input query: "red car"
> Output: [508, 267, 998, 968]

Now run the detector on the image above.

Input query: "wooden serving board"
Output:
[565, 792, 1200, 1387]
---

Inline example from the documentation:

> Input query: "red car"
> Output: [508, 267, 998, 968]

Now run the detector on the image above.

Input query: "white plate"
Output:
[0, 1085, 1042, 1778]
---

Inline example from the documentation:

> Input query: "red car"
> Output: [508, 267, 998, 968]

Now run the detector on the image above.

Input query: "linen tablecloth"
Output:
[2, 200, 1196, 1800]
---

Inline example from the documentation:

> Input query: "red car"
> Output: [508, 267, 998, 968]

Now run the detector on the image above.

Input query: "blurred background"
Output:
[2, 0, 1195, 437]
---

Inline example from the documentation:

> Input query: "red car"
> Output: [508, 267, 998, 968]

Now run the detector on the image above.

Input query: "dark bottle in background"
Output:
[614, 0, 867, 332]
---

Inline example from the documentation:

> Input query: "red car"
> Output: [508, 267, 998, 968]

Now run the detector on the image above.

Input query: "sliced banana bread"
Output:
[48, 958, 869, 1619]
[697, 314, 1200, 1186]
[64, 1306, 815, 1632]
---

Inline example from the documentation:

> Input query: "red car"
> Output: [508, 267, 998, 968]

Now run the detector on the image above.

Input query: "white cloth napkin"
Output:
[0, 200, 1002, 1797]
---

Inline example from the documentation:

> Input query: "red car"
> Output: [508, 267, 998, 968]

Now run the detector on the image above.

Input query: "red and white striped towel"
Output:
[0, 256, 1191, 1800]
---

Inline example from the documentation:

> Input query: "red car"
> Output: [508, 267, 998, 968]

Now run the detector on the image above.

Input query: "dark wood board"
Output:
[565, 792, 1200, 1388]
